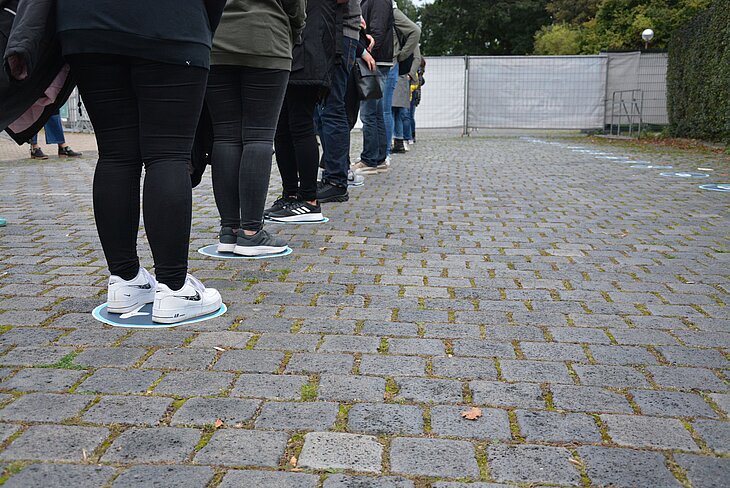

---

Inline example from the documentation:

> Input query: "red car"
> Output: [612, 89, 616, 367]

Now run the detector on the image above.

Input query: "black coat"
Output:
[289, 0, 341, 88]
[0, 0, 75, 144]
[361, 0, 393, 64]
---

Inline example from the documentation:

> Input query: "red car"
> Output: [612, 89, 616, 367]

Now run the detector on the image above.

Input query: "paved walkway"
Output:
[0, 131, 727, 487]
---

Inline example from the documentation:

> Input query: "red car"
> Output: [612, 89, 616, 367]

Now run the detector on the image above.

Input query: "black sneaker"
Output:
[264, 195, 297, 219]
[58, 146, 82, 157]
[234, 229, 288, 256]
[217, 226, 238, 253]
[268, 200, 324, 223]
[30, 147, 48, 160]
[391, 138, 406, 153]
[317, 180, 349, 203]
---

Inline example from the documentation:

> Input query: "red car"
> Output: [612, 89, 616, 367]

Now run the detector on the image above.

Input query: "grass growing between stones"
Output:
[37, 351, 87, 370]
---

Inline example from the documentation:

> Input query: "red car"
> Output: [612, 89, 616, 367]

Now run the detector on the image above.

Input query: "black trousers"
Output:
[274, 85, 321, 201]
[68, 54, 207, 290]
[205, 65, 289, 231]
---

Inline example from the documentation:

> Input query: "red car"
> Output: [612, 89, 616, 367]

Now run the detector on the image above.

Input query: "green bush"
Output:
[667, 1, 730, 143]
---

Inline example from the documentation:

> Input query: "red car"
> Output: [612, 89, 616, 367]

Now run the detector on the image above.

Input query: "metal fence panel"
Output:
[415, 56, 466, 129]
[637, 52, 668, 125]
[466, 56, 607, 129]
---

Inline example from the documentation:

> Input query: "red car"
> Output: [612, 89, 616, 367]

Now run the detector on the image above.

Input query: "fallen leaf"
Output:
[461, 407, 482, 420]
[568, 457, 584, 468]
[213, 346, 226, 352]
[214, 419, 224, 428]
[290, 456, 298, 466]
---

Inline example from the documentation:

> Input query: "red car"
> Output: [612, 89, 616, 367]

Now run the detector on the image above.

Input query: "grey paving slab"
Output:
[692, 420, 730, 454]
[0, 393, 92, 422]
[631, 389, 718, 418]
[470, 380, 545, 409]
[220, 470, 319, 488]
[231, 373, 308, 400]
[675, 454, 730, 488]
[255, 401, 339, 431]
[112, 466, 215, 488]
[347, 403, 424, 435]
[152, 371, 234, 397]
[516, 410, 602, 443]
[390, 437, 479, 479]
[550, 384, 633, 413]
[170, 398, 260, 426]
[194, 429, 289, 467]
[318, 374, 385, 402]
[488, 444, 581, 486]
[102, 427, 201, 463]
[4, 464, 116, 488]
[601, 414, 699, 451]
[395, 377, 464, 403]
[430, 405, 511, 440]
[298, 432, 383, 473]
[323, 474, 415, 488]
[77, 368, 161, 394]
[577, 446, 682, 488]
[1, 425, 110, 461]
[0, 368, 85, 392]
[82, 395, 173, 425]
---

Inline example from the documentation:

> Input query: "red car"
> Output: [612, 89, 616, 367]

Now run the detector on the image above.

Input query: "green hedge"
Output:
[667, 1, 730, 142]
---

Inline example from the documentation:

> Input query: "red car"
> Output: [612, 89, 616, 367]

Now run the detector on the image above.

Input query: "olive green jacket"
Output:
[211, 0, 306, 70]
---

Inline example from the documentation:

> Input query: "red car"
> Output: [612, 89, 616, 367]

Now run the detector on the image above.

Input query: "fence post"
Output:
[462, 55, 470, 136]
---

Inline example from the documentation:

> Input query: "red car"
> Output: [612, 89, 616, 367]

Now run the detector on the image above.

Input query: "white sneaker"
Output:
[348, 169, 365, 187]
[107, 267, 156, 314]
[351, 161, 380, 175]
[152, 274, 222, 324]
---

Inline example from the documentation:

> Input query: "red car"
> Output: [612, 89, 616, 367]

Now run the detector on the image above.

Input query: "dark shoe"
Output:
[317, 180, 349, 203]
[264, 195, 297, 219]
[217, 226, 238, 253]
[391, 138, 406, 154]
[268, 199, 324, 223]
[234, 229, 288, 256]
[30, 147, 48, 160]
[58, 146, 82, 157]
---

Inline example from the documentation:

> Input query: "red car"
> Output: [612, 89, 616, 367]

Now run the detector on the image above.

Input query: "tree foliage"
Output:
[419, 0, 551, 56]
[395, 0, 418, 22]
[533, 24, 582, 55]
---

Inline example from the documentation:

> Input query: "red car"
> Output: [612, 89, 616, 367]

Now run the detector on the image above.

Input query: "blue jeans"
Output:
[317, 36, 358, 187]
[409, 99, 417, 140]
[382, 64, 399, 156]
[393, 106, 410, 140]
[31, 113, 65, 145]
[359, 66, 389, 166]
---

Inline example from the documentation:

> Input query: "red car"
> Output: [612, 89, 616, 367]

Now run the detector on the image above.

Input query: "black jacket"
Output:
[361, 0, 393, 64]
[0, 0, 75, 144]
[290, 0, 341, 88]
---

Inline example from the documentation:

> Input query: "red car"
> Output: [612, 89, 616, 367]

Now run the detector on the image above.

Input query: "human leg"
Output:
[274, 92, 300, 199]
[382, 64, 399, 158]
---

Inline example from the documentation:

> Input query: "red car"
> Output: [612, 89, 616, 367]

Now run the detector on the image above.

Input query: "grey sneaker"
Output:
[348, 169, 365, 187]
[217, 227, 238, 253]
[234, 229, 288, 256]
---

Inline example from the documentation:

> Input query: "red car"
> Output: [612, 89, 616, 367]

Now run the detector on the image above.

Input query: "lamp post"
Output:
[642, 29, 654, 49]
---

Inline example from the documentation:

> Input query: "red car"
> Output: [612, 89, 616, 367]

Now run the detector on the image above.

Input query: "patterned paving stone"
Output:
[0, 393, 92, 422]
[255, 401, 339, 431]
[631, 390, 718, 418]
[432, 357, 498, 379]
[73, 347, 147, 367]
[231, 373, 308, 400]
[347, 403, 424, 435]
[298, 432, 382, 473]
[102, 427, 200, 463]
[152, 371, 234, 397]
[647, 366, 728, 391]
[4, 464, 116, 488]
[0, 368, 85, 392]
[488, 444, 581, 486]
[395, 378, 464, 403]
[194, 430, 289, 467]
[359, 355, 426, 376]
[577, 446, 682, 488]
[318, 374, 385, 402]
[213, 350, 284, 373]
[391, 437, 479, 479]
[470, 381, 545, 409]
[692, 420, 730, 454]
[516, 410, 602, 443]
[323, 474, 415, 488]
[76, 368, 161, 394]
[1, 425, 110, 461]
[286, 353, 354, 374]
[572, 364, 650, 388]
[675, 454, 730, 488]
[112, 466, 215, 488]
[430, 405, 511, 440]
[500, 360, 574, 384]
[170, 398, 260, 427]
[601, 414, 699, 451]
[550, 384, 633, 413]
[82, 396, 172, 425]
[219, 470, 319, 488]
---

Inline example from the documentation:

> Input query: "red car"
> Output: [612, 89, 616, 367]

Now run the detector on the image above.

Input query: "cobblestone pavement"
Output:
[0, 131, 728, 487]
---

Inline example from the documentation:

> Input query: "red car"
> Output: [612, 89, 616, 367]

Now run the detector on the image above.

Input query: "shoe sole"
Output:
[318, 193, 349, 203]
[269, 213, 324, 223]
[107, 297, 155, 314]
[233, 245, 289, 256]
[30, 156, 48, 160]
[152, 299, 222, 324]
[348, 180, 365, 187]
[217, 243, 236, 253]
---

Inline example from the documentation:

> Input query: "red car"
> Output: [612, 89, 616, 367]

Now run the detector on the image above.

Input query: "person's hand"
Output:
[361, 50, 376, 71]
[360, 17, 367, 29]
[366, 34, 375, 52]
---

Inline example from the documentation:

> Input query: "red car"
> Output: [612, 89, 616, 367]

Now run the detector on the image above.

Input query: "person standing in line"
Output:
[314, 0, 369, 204]
[390, 71, 411, 154]
[384, 6, 420, 157]
[408, 53, 425, 144]
[55, 0, 225, 324]
[353, 0, 394, 176]
[267, 0, 340, 222]
[29, 111, 82, 159]
[206, 0, 305, 255]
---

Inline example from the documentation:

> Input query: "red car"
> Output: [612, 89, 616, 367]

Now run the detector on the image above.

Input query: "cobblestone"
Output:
[1, 132, 727, 486]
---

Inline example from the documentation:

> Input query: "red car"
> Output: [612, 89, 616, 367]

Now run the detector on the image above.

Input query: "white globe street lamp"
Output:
[642, 29, 654, 49]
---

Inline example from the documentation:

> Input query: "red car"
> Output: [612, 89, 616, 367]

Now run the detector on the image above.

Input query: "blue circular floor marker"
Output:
[595, 155, 629, 160]
[92, 303, 227, 328]
[198, 245, 293, 259]
[660, 172, 710, 178]
[699, 184, 730, 192]
[265, 217, 329, 225]
[0, 218, 6, 227]
[619, 160, 652, 164]
[630, 164, 673, 169]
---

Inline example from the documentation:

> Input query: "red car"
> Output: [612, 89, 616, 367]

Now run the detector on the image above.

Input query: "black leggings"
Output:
[205, 65, 289, 231]
[69, 54, 207, 290]
[274, 85, 321, 201]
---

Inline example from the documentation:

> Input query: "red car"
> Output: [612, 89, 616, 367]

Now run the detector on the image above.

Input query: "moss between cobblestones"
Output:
[333, 404, 352, 432]
[384, 378, 400, 401]
[132, 347, 158, 368]
[38, 351, 88, 370]
[92, 425, 125, 462]
[462, 382, 473, 404]
[565, 362, 581, 385]
[474, 443, 490, 481]
[245, 334, 260, 350]
[568, 448, 592, 487]
[377, 338, 389, 354]
[0, 461, 29, 485]
[592, 413, 613, 443]
[603, 329, 618, 345]
[301, 377, 318, 401]
[665, 453, 693, 488]
[507, 411, 524, 442]
[541, 385, 556, 411]
[493, 359, 504, 381]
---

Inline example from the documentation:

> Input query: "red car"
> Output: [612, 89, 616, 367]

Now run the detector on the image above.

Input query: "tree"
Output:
[419, 0, 551, 55]
[546, 0, 601, 24]
[533, 24, 582, 54]
[395, 0, 418, 22]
